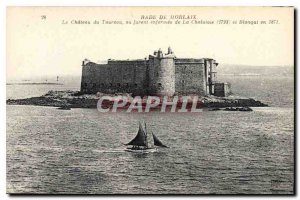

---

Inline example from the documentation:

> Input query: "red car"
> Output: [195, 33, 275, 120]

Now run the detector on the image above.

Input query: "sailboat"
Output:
[125, 122, 168, 153]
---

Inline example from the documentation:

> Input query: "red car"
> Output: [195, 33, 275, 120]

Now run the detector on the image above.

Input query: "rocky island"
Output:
[6, 48, 269, 111]
[6, 90, 268, 111]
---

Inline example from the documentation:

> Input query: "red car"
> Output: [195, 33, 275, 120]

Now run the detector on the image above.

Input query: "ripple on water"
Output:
[6, 105, 294, 194]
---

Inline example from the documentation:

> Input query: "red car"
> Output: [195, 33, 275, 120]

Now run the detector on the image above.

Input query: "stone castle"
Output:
[80, 47, 230, 97]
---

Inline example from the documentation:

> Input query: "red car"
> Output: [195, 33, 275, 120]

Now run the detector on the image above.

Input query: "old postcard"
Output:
[6, 7, 294, 194]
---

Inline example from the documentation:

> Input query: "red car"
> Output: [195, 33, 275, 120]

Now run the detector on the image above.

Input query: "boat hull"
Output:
[125, 148, 157, 153]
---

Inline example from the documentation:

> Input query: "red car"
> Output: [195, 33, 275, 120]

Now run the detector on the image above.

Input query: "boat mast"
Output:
[144, 121, 148, 148]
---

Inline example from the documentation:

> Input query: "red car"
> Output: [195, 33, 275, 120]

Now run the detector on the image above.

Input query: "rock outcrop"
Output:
[6, 90, 268, 109]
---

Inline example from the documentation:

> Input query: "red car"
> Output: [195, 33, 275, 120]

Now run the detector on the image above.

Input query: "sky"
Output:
[6, 7, 294, 80]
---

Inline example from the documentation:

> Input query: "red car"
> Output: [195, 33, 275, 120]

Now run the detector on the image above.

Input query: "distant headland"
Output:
[6, 82, 63, 85]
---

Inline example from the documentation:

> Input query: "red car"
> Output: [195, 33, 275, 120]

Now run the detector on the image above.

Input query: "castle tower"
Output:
[167, 46, 173, 54]
[148, 48, 175, 96]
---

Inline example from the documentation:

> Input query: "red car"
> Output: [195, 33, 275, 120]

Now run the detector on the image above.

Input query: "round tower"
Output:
[148, 48, 175, 96]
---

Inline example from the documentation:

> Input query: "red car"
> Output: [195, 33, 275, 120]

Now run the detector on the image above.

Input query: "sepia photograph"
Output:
[6, 6, 294, 194]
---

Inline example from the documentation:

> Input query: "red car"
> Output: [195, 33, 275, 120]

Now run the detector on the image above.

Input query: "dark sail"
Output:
[152, 132, 168, 148]
[126, 123, 147, 146]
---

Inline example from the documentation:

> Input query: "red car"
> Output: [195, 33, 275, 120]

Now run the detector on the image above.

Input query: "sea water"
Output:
[6, 75, 294, 194]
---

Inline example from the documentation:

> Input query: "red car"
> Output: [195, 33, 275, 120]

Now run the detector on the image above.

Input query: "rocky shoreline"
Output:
[6, 90, 268, 111]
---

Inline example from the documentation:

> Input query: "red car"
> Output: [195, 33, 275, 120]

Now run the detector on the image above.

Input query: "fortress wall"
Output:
[108, 61, 148, 95]
[81, 54, 216, 96]
[148, 57, 159, 94]
[175, 59, 206, 95]
[81, 60, 148, 95]
[81, 62, 104, 93]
